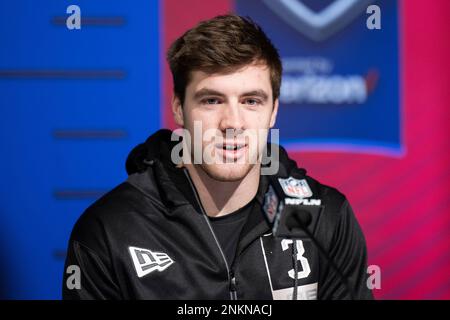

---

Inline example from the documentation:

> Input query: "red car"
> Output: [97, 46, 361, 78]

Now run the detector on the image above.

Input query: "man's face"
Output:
[172, 63, 279, 182]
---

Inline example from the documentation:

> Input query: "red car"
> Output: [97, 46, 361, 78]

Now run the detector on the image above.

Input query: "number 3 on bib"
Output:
[281, 239, 311, 280]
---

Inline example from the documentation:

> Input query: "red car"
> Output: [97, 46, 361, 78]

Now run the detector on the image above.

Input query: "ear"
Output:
[269, 98, 279, 128]
[171, 95, 184, 127]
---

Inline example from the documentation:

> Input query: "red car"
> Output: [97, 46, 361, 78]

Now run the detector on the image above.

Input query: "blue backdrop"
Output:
[236, 0, 401, 156]
[0, 0, 160, 299]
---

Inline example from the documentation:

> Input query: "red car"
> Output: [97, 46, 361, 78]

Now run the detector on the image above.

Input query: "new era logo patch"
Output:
[129, 246, 174, 278]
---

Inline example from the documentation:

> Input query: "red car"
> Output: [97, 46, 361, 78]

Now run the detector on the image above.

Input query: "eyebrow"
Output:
[193, 89, 226, 100]
[242, 90, 269, 102]
[193, 88, 269, 102]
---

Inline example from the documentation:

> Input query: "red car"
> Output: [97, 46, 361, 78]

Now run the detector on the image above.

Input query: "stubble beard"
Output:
[196, 161, 258, 183]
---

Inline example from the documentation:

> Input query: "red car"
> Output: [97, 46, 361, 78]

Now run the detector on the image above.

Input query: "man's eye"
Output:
[244, 98, 260, 106]
[202, 98, 221, 105]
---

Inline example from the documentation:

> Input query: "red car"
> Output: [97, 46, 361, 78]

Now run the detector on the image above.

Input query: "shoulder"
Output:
[68, 170, 164, 248]
[299, 174, 354, 236]
[67, 183, 136, 245]
[303, 174, 348, 210]
[300, 174, 366, 248]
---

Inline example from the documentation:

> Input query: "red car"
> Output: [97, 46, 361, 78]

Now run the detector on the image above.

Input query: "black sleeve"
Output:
[62, 213, 122, 300]
[319, 200, 374, 300]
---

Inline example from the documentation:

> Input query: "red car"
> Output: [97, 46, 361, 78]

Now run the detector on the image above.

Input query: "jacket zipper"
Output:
[183, 168, 237, 300]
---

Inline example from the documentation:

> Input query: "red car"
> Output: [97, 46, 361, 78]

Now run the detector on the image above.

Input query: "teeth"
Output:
[223, 145, 244, 150]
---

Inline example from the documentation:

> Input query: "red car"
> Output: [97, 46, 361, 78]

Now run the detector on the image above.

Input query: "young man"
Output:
[63, 15, 373, 300]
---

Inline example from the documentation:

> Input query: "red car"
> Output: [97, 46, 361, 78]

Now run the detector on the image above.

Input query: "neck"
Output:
[185, 164, 260, 218]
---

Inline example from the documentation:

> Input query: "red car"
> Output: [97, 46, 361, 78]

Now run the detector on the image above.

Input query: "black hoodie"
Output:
[62, 129, 373, 300]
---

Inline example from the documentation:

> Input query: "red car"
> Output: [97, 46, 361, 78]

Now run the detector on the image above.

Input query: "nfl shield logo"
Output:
[262, 0, 374, 41]
[278, 177, 313, 198]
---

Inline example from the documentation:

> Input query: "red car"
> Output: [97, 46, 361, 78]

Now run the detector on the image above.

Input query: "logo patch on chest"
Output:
[129, 246, 174, 278]
[278, 177, 313, 198]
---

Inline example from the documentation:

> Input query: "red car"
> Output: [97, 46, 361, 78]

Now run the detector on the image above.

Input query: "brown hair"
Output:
[167, 14, 282, 105]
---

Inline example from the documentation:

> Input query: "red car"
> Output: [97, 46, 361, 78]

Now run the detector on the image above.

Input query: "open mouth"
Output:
[215, 141, 248, 160]
[221, 144, 246, 151]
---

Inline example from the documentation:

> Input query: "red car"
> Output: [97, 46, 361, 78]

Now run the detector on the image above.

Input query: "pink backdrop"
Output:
[161, 0, 450, 299]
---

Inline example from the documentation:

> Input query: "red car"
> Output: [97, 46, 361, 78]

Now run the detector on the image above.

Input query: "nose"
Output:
[218, 101, 244, 133]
